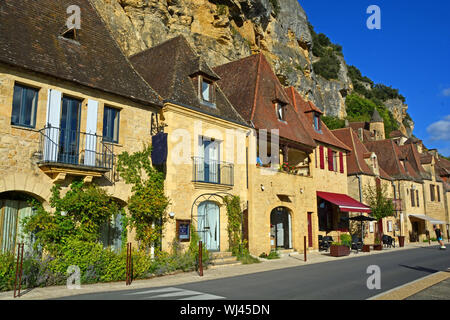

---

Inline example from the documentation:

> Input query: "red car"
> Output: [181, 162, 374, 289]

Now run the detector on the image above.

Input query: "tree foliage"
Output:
[223, 195, 243, 256]
[116, 144, 170, 250]
[363, 182, 395, 221]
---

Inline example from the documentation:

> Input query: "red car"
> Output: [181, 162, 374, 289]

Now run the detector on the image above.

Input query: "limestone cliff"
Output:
[91, 0, 412, 134]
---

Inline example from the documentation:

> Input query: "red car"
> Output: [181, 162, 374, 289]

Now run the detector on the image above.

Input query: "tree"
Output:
[363, 181, 394, 240]
[116, 144, 170, 251]
[363, 182, 394, 221]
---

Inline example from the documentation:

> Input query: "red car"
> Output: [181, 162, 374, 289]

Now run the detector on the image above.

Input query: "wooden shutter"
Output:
[437, 185, 440, 202]
[84, 99, 98, 166]
[44, 89, 62, 162]
[319, 146, 324, 169]
[339, 152, 344, 173]
[327, 148, 333, 171]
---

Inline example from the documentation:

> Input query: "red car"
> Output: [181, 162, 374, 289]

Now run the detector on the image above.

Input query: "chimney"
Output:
[429, 149, 438, 158]
[345, 120, 349, 128]
[358, 128, 364, 142]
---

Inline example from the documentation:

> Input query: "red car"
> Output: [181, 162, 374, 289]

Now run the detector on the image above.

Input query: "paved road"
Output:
[58, 246, 450, 300]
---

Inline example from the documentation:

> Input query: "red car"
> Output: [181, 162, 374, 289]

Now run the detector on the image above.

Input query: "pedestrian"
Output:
[433, 225, 446, 250]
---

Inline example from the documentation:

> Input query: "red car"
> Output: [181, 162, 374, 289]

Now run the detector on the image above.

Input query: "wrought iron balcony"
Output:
[38, 126, 114, 172]
[192, 157, 234, 186]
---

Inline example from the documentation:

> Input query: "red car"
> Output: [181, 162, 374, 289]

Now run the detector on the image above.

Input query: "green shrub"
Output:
[340, 234, 352, 248]
[313, 53, 340, 80]
[259, 250, 280, 260]
[0, 252, 15, 291]
[322, 116, 346, 130]
[237, 248, 260, 264]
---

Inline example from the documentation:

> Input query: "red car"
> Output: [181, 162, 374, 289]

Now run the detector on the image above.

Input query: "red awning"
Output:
[317, 191, 371, 213]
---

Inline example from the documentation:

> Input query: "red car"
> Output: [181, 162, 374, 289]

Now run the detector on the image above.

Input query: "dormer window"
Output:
[202, 80, 212, 102]
[275, 102, 286, 121]
[198, 76, 216, 107]
[313, 112, 321, 131]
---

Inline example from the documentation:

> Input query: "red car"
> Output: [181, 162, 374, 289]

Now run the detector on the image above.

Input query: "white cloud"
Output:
[427, 115, 450, 141]
[442, 88, 450, 96]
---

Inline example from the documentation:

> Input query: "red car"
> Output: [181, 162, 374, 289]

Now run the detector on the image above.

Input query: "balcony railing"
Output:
[192, 157, 234, 186]
[38, 126, 114, 171]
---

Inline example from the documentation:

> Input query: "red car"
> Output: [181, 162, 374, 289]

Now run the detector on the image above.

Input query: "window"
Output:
[332, 151, 338, 172]
[437, 185, 440, 202]
[103, 106, 120, 143]
[275, 102, 285, 121]
[201, 80, 212, 102]
[11, 84, 39, 128]
[313, 113, 321, 131]
[430, 185, 435, 201]
[410, 189, 415, 207]
[327, 148, 337, 171]
[416, 190, 419, 207]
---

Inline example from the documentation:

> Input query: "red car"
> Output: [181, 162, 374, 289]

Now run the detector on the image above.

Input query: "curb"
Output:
[368, 270, 450, 300]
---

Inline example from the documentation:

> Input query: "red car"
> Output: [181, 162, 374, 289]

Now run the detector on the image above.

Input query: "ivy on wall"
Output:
[116, 144, 170, 251]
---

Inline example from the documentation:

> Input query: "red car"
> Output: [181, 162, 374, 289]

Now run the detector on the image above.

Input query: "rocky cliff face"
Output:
[91, 0, 411, 134]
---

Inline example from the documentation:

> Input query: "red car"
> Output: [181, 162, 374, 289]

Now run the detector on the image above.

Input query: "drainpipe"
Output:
[356, 175, 363, 241]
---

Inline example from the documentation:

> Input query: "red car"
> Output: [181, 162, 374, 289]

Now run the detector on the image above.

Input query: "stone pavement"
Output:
[0, 242, 446, 300]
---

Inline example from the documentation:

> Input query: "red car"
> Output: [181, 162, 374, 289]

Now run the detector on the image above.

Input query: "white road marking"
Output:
[124, 286, 225, 300]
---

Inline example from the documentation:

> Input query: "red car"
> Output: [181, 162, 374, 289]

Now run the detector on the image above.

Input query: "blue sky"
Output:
[300, 0, 450, 156]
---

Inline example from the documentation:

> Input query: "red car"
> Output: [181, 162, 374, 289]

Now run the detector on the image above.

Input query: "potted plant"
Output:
[330, 234, 351, 257]
[373, 237, 382, 251]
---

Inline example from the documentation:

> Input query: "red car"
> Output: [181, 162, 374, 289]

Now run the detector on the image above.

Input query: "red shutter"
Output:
[327, 148, 333, 171]
[319, 146, 324, 169]
[339, 152, 344, 173]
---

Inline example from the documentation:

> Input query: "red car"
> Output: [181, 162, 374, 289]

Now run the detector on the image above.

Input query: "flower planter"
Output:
[330, 245, 350, 257]
[373, 244, 382, 251]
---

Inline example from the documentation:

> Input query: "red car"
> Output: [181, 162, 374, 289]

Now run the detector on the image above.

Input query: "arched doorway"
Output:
[0, 191, 41, 254]
[198, 201, 220, 251]
[270, 207, 292, 249]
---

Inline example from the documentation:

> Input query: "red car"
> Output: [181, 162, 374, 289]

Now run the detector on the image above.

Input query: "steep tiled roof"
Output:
[364, 139, 414, 181]
[390, 130, 406, 138]
[0, 0, 161, 106]
[371, 109, 383, 122]
[129, 36, 248, 127]
[285, 88, 351, 151]
[332, 128, 375, 176]
[332, 127, 393, 180]
[398, 144, 431, 180]
[213, 54, 316, 149]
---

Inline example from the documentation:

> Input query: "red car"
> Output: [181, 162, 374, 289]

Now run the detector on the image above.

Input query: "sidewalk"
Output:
[0, 241, 445, 300]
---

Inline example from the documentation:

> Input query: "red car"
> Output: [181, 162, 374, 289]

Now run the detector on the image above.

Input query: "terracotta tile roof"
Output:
[389, 130, 406, 138]
[398, 144, 431, 180]
[364, 139, 414, 181]
[213, 54, 316, 149]
[0, 0, 161, 106]
[332, 128, 375, 176]
[285, 87, 351, 151]
[129, 36, 248, 127]
[348, 122, 368, 131]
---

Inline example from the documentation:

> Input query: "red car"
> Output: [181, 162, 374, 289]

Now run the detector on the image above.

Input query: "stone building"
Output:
[129, 36, 252, 253]
[332, 127, 397, 244]
[0, 0, 163, 253]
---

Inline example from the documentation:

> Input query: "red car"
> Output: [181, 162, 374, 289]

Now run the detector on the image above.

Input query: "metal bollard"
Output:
[126, 243, 132, 285]
[199, 241, 203, 277]
[13, 243, 24, 298]
[304, 236, 307, 262]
